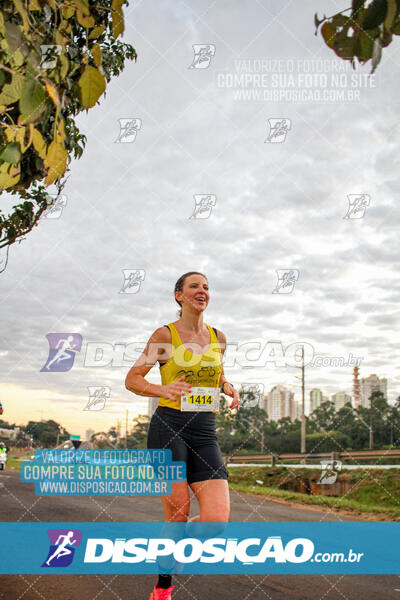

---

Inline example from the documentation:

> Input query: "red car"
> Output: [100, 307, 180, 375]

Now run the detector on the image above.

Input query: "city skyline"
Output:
[0, 368, 394, 436]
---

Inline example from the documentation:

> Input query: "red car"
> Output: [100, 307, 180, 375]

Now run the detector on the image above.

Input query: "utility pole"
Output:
[261, 411, 265, 454]
[295, 345, 306, 463]
[369, 394, 373, 450]
[125, 409, 128, 449]
[390, 414, 393, 446]
[301, 345, 305, 456]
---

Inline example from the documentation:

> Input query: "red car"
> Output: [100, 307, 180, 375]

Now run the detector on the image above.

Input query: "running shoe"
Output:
[148, 584, 175, 600]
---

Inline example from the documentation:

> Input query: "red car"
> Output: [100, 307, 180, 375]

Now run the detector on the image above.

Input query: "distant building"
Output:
[360, 374, 387, 408]
[148, 397, 159, 418]
[85, 428, 95, 442]
[260, 394, 267, 412]
[310, 388, 323, 413]
[266, 385, 297, 422]
[331, 392, 352, 411]
[0, 427, 19, 440]
[295, 402, 301, 420]
[353, 366, 360, 408]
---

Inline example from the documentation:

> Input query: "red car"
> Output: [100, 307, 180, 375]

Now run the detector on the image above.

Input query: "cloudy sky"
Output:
[1, 0, 399, 437]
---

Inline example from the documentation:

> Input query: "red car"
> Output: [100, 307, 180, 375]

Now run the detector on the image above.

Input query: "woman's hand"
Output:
[162, 375, 192, 402]
[222, 383, 240, 410]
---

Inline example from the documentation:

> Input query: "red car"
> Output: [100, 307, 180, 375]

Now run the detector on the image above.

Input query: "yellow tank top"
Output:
[158, 322, 222, 412]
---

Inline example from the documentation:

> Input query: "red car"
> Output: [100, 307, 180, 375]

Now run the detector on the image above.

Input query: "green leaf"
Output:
[77, 65, 106, 108]
[382, 27, 393, 45]
[89, 25, 105, 39]
[32, 128, 47, 159]
[357, 29, 375, 59]
[4, 21, 22, 54]
[14, 0, 30, 33]
[363, 0, 388, 29]
[352, 0, 365, 15]
[112, 0, 125, 39]
[91, 43, 102, 67]
[333, 37, 355, 59]
[331, 14, 352, 27]
[12, 50, 25, 67]
[321, 14, 352, 50]
[77, 9, 95, 28]
[44, 141, 68, 184]
[19, 78, 47, 123]
[0, 142, 21, 165]
[321, 22, 337, 48]
[384, 0, 397, 29]
[60, 54, 69, 79]
[0, 73, 24, 105]
[0, 162, 20, 190]
[72, 0, 90, 16]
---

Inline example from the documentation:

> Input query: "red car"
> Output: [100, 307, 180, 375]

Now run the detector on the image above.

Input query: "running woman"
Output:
[125, 271, 239, 600]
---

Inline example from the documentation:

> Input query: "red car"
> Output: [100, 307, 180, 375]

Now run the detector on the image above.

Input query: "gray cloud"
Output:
[1, 0, 399, 435]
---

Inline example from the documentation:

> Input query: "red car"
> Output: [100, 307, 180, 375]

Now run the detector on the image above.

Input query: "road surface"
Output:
[0, 471, 398, 599]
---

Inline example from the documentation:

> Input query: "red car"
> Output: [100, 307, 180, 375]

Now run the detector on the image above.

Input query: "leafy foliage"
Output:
[0, 0, 137, 250]
[2, 393, 400, 452]
[315, 0, 400, 73]
[216, 393, 400, 455]
[25, 418, 69, 446]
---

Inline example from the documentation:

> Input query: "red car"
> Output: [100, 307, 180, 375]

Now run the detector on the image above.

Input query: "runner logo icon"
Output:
[41, 333, 82, 372]
[42, 529, 82, 567]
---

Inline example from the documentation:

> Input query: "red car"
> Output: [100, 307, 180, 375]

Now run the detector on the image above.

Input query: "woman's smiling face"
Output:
[177, 274, 209, 313]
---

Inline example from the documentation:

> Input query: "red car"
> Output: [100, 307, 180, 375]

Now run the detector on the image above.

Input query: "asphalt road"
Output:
[0, 471, 399, 600]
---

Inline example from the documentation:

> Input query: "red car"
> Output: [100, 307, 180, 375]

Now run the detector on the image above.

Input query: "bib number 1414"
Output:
[180, 386, 220, 412]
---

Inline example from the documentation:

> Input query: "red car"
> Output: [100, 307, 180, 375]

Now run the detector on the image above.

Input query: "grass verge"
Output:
[228, 466, 400, 520]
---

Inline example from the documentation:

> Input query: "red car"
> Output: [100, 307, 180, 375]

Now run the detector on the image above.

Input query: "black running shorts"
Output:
[147, 406, 229, 485]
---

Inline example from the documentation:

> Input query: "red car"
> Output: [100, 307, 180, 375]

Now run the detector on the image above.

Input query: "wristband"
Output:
[220, 381, 231, 394]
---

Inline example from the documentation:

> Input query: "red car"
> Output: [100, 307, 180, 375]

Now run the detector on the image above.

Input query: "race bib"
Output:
[180, 386, 220, 412]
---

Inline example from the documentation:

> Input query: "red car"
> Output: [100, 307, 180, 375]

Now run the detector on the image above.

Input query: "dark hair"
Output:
[174, 272, 208, 317]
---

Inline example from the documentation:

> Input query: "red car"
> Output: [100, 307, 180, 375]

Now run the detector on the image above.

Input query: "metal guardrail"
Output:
[225, 449, 400, 464]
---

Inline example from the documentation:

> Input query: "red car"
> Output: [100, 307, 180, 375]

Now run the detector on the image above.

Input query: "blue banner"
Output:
[0, 522, 398, 574]
[20, 449, 186, 496]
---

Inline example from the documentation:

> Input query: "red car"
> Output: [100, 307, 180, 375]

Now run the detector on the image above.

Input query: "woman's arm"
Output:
[216, 329, 240, 410]
[215, 329, 228, 389]
[125, 327, 169, 397]
[125, 327, 192, 401]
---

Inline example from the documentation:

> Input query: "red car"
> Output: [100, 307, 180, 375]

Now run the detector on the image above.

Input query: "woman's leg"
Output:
[186, 479, 230, 537]
[160, 480, 191, 522]
[156, 480, 190, 577]
[189, 479, 230, 520]
[147, 409, 190, 591]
